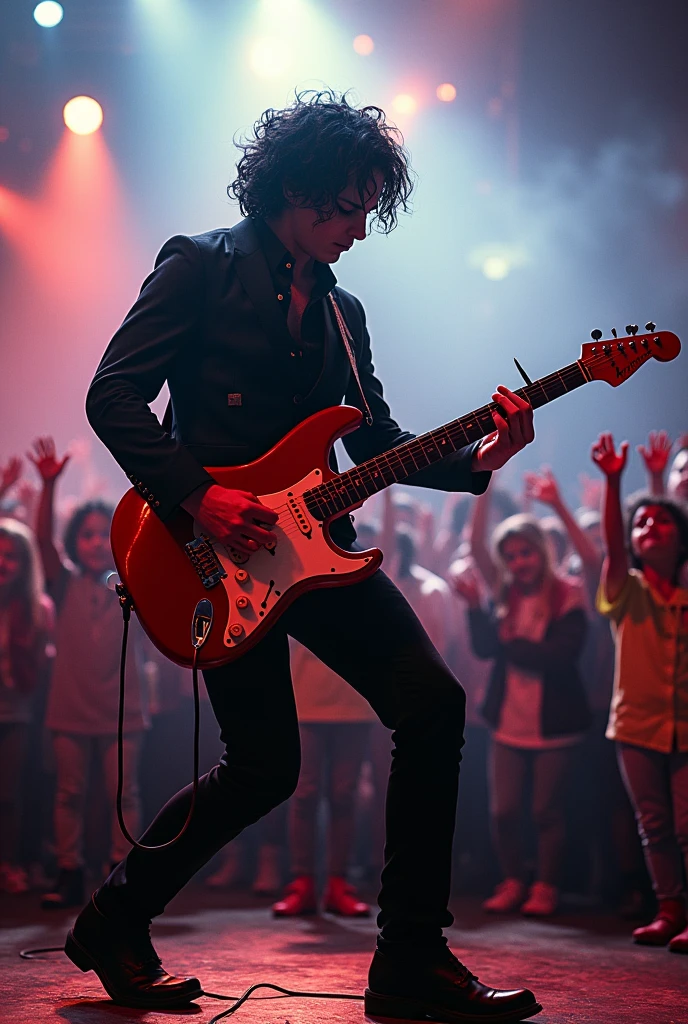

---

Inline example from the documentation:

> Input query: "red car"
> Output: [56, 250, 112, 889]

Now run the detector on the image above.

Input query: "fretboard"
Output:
[303, 360, 589, 521]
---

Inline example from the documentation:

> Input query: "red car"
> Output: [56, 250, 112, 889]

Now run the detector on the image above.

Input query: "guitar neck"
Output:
[304, 360, 590, 520]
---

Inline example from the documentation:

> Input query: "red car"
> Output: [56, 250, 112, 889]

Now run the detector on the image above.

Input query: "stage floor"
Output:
[1, 887, 686, 1023]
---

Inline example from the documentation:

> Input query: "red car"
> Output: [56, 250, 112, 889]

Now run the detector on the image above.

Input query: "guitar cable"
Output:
[115, 583, 205, 851]
[18, 589, 364, 1020]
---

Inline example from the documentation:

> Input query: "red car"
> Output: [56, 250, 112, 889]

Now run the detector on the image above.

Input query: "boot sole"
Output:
[64, 931, 203, 1008]
[364, 989, 543, 1024]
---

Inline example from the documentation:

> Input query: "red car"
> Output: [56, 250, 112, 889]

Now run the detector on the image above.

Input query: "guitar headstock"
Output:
[579, 323, 681, 387]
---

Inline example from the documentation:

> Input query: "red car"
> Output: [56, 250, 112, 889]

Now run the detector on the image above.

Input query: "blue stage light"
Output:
[34, 2, 64, 28]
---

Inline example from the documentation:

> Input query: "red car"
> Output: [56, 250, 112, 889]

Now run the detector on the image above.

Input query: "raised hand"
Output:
[637, 430, 672, 475]
[27, 437, 71, 482]
[473, 386, 535, 473]
[0, 456, 22, 496]
[449, 560, 482, 608]
[591, 432, 628, 478]
[524, 467, 561, 508]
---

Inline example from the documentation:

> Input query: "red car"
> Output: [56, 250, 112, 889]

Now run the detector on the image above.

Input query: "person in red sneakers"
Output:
[593, 433, 688, 952]
[273, 639, 374, 917]
[454, 483, 590, 918]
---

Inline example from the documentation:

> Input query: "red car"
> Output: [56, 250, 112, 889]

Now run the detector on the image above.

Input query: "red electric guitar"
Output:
[111, 325, 680, 668]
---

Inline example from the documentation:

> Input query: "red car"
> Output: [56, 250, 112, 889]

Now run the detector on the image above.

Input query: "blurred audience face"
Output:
[498, 536, 545, 590]
[668, 449, 688, 502]
[0, 533, 21, 591]
[75, 511, 112, 575]
[630, 503, 681, 571]
[541, 518, 568, 567]
[584, 521, 604, 555]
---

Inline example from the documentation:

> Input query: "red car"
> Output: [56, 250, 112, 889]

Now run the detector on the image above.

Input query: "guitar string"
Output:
[211, 342, 662, 552]
[307, 342, 663, 513]
[243, 345, 658, 526]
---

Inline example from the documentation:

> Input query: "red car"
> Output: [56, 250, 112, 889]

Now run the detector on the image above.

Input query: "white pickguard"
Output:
[193, 468, 374, 650]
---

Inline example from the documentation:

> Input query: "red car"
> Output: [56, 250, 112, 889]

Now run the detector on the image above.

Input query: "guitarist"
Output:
[69, 90, 540, 1023]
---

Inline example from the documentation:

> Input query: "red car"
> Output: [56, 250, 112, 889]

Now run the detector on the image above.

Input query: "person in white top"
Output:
[455, 482, 589, 918]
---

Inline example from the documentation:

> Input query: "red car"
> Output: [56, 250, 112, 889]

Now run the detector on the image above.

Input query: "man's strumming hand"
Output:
[471, 385, 535, 473]
[182, 484, 278, 556]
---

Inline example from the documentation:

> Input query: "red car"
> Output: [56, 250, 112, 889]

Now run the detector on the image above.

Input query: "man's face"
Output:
[289, 169, 385, 264]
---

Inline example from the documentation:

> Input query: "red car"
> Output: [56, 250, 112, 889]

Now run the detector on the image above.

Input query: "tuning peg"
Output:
[625, 324, 639, 335]
[645, 321, 656, 332]
[590, 329, 603, 341]
[611, 328, 618, 338]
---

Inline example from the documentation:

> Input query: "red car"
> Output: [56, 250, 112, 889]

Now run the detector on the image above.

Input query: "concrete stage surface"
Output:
[1, 888, 686, 1024]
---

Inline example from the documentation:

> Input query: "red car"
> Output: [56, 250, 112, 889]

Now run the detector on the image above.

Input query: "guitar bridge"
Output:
[185, 534, 228, 589]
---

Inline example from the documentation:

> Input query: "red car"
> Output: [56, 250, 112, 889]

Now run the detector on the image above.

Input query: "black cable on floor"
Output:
[202, 982, 364, 1023]
[18, 947, 364, 1021]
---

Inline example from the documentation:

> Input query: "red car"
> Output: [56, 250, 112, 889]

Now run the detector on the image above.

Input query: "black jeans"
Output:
[98, 569, 466, 947]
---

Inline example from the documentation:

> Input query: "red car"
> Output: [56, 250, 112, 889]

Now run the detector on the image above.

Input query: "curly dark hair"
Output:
[63, 500, 114, 569]
[228, 89, 414, 233]
[625, 492, 688, 575]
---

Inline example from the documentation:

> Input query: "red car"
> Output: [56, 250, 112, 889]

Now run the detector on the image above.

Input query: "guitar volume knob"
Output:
[236, 596, 250, 610]
[234, 569, 249, 583]
[229, 623, 244, 638]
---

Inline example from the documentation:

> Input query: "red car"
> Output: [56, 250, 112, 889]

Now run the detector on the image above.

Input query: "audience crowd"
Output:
[0, 428, 686, 952]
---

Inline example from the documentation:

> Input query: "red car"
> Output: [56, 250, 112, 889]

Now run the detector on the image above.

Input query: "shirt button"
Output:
[285, 262, 292, 269]
[277, 293, 284, 301]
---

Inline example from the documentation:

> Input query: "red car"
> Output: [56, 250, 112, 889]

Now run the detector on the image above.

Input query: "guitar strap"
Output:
[328, 292, 374, 427]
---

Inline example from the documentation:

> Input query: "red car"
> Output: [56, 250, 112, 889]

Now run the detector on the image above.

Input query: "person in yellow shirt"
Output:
[593, 432, 688, 953]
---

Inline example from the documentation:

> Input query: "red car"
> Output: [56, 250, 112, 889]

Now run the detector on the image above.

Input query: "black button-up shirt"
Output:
[252, 218, 337, 397]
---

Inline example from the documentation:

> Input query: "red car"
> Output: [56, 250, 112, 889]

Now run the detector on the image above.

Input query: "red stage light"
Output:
[63, 96, 104, 135]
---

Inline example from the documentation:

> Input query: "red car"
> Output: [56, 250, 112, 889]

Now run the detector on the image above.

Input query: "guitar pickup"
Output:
[286, 494, 312, 536]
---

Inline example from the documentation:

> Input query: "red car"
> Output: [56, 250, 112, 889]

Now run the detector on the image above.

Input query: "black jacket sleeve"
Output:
[503, 608, 588, 673]
[337, 292, 491, 496]
[85, 236, 214, 520]
[467, 606, 501, 659]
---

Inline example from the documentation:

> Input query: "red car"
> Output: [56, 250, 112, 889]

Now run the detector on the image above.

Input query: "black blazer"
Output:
[86, 218, 490, 531]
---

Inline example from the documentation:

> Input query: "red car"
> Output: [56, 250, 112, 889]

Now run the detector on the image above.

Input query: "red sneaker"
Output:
[668, 925, 688, 954]
[323, 876, 370, 917]
[272, 876, 317, 917]
[633, 899, 686, 946]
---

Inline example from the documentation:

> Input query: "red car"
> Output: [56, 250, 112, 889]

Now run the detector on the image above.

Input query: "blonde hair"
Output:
[490, 513, 558, 616]
[0, 518, 46, 630]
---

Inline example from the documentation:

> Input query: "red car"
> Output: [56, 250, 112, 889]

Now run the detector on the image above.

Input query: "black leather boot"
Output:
[65, 895, 203, 1008]
[41, 868, 85, 910]
[366, 947, 542, 1023]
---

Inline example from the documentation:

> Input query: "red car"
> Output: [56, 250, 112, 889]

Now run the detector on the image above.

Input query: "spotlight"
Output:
[34, 2, 64, 28]
[248, 37, 292, 78]
[63, 96, 103, 136]
[392, 94, 417, 116]
[482, 256, 510, 281]
[436, 83, 457, 103]
[353, 34, 374, 56]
